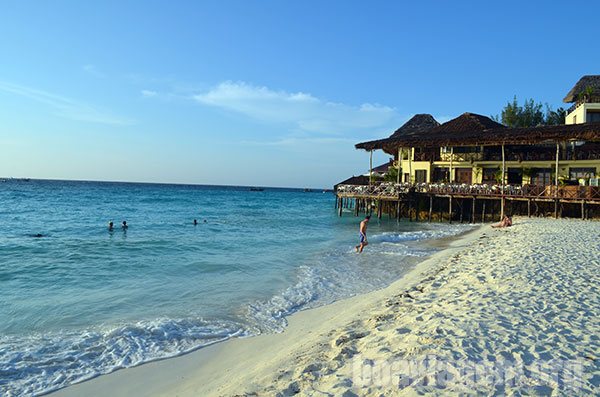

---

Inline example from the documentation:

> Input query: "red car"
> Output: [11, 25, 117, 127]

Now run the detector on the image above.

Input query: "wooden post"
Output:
[338, 197, 343, 217]
[449, 146, 454, 183]
[581, 200, 586, 220]
[397, 201, 401, 220]
[377, 200, 382, 219]
[408, 199, 413, 222]
[482, 200, 486, 223]
[369, 150, 373, 185]
[459, 199, 464, 223]
[471, 198, 476, 223]
[500, 143, 505, 220]
[428, 195, 433, 222]
[555, 142, 560, 188]
[408, 148, 413, 185]
[397, 147, 402, 185]
[448, 196, 453, 223]
[527, 199, 531, 217]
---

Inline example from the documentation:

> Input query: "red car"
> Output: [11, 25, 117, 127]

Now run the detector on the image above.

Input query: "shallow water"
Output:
[0, 180, 472, 395]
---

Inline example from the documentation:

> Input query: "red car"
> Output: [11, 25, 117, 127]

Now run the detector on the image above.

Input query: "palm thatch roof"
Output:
[334, 175, 370, 191]
[563, 75, 600, 103]
[355, 111, 600, 149]
[355, 114, 439, 153]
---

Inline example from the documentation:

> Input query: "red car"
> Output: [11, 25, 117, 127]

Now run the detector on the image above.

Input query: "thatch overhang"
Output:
[388, 121, 600, 148]
[355, 114, 439, 153]
[355, 111, 600, 149]
[563, 75, 600, 102]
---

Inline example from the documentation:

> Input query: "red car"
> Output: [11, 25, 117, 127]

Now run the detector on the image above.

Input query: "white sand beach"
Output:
[52, 218, 599, 396]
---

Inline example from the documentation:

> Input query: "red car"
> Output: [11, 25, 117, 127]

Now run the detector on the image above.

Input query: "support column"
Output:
[471, 198, 476, 223]
[554, 142, 560, 219]
[527, 198, 531, 217]
[397, 147, 402, 185]
[500, 143, 506, 219]
[449, 146, 454, 183]
[482, 201, 486, 223]
[448, 196, 453, 223]
[428, 195, 433, 222]
[582, 200, 586, 220]
[369, 150, 373, 185]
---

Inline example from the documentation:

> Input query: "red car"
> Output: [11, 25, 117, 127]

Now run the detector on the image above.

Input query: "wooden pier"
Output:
[335, 182, 600, 221]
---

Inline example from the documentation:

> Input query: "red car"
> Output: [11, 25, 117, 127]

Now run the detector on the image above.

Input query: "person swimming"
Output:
[193, 219, 198, 225]
[108, 221, 114, 231]
[122, 220, 128, 229]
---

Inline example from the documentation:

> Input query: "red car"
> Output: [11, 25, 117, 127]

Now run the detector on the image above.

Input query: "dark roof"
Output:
[372, 161, 393, 174]
[389, 121, 600, 147]
[355, 114, 439, 152]
[389, 114, 440, 138]
[563, 75, 600, 103]
[334, 175, 370, 190]
[426, 112, 505, 135]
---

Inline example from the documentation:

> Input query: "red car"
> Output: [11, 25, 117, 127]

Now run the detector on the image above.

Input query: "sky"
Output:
[1, 1, 599, 188]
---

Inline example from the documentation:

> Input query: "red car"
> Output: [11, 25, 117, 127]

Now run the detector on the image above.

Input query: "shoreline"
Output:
[50, 223, 485, 397]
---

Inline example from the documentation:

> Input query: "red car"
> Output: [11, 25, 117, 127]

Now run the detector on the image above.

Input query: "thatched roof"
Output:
[390, 120, 600, 147]
[334, 175, 370, 190]
[355, 112, 600, 149]
[426, 112, 504, 135]
[563, 75, 600, 103]
[355, 114, 439, 153]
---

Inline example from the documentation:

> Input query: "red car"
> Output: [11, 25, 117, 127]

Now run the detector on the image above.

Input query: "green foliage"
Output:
[384, 166, 399, 182]
[492, 96, 565, 127]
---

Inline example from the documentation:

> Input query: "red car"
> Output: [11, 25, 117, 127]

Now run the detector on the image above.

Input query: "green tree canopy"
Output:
[492, 96, 566, 127]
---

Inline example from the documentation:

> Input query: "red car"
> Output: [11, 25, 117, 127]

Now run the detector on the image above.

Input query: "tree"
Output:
[492, 96, 565, 127]
[383, 166, 398, 182]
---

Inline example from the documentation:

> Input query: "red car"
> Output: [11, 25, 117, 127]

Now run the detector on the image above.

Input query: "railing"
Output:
[336, 182, 600, 201]
[336, 183, 411, 198]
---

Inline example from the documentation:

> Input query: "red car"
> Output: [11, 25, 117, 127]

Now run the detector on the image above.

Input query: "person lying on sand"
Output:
[492, 215, 512, 228]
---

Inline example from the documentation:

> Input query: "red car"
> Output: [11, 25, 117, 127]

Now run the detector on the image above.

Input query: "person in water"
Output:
[122, 220, 128, 229]
[355, 215, 370, 253]
[108, 221, 114, 231]
[193, 219, 198, 225]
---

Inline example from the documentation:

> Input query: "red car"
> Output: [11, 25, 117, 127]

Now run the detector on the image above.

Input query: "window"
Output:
[482, 168, 498, 184]
[569, 167, 596, 180]
[403, 173, 410, 183]
[531, 168, 552, 186]
[432, 167, 449, 182]
[587, 111, 600, 123]
[415, 170, 427, 183]
[507, 168, 523, 185]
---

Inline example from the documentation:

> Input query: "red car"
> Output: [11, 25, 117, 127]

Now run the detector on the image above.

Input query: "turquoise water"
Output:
[0, 180, 471, 395]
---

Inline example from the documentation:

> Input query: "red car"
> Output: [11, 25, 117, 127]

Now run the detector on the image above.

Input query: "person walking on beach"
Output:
[355, 215, 370, 253]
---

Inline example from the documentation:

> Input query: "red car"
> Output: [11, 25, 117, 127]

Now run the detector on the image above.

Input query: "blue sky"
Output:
[0, 1, 598, 188]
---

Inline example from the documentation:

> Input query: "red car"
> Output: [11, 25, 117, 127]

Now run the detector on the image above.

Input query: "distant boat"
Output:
[250, 187, 264, 192]
[303, 188, 313, 192]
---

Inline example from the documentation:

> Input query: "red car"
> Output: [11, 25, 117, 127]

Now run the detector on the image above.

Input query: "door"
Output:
[455, 168, 472, 184]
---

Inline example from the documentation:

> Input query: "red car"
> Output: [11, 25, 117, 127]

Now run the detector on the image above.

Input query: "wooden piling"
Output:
[482, 201, 486, 223]
[428, 195, 433, 222]
[471, 198, 476, 223]
[448, 196, 453, 223]
[527, 199, 531, 217]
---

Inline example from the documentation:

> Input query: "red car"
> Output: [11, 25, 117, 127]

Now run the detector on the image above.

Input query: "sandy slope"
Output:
[51, 218, 599, 396]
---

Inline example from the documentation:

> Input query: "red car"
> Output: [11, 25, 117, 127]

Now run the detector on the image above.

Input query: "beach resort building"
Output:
[337, 76, 600, 220]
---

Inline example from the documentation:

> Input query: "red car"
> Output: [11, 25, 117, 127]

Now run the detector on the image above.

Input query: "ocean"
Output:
[0, 180, 471, 396]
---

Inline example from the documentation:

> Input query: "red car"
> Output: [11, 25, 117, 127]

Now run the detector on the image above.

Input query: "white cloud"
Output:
[193, 81, 397, 135]
[0, 81, 135, 125]
[141, 89, 158, 97]
[83, 64, 105, 78]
